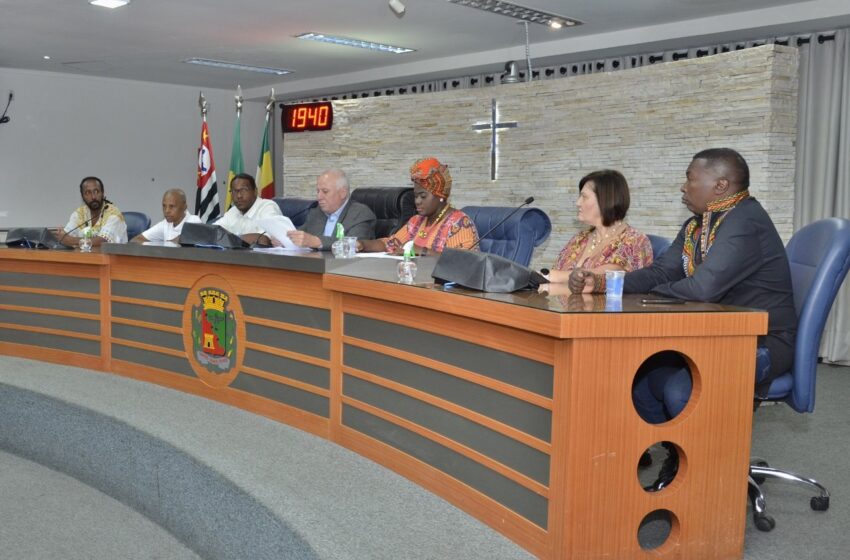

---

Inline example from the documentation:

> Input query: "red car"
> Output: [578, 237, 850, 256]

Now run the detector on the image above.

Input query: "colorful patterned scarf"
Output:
[410, 157, 452, 200]
[682, 190, 749, 277]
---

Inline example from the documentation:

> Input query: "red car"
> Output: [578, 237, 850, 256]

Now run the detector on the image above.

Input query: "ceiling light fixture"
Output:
[89, 0, 131, 9]
[296, 33, 415, 54]
[446, 0, 581, 28]
[388, 0, 406, 17]
[43, 55, 51, 60]
[183, 58, 293, 76]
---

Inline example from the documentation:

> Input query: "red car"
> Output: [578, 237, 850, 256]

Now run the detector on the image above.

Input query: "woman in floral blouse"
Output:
[545, 169, 652, 283]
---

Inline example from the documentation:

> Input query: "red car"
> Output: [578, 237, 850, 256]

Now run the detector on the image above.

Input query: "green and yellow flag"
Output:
[256, 113, 274, 199]
[225, 110, 243, 211]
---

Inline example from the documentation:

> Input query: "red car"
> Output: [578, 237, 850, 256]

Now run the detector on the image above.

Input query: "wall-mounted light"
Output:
[501, 61, 520, 84]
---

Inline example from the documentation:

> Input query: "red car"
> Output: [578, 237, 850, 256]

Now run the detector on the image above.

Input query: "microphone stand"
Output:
[468, 196, 534, 251]
[287, 201, 319, 224]
[57, 203, 108, 246]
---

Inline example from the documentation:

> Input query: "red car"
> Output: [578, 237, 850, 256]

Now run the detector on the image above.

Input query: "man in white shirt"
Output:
[216, 173, 281, 245]
[131, 189, 201, 243]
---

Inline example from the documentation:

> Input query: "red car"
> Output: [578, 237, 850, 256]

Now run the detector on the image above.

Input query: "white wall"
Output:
[0, 68, 269, 228]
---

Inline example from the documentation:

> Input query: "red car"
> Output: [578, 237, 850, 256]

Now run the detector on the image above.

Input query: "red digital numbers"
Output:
[282, 102, 333, 133]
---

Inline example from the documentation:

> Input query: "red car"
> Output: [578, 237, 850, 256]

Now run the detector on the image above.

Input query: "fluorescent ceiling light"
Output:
[183, 58, 293, 76]
[89, 0, 131, 8]
[446, 0, 582, 28]
[296, 33, 415, 54]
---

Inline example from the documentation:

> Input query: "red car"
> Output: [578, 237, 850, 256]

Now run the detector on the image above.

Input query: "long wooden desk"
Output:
[0, 245, 766, 559]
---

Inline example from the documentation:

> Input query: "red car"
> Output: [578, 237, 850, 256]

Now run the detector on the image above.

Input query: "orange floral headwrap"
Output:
[410, 157, 452, 200]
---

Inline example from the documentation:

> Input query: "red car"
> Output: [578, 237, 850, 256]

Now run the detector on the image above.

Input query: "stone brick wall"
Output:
[281, 45, 798, 269]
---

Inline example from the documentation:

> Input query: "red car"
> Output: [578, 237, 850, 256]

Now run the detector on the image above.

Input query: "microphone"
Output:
[248, 230, 270, 249]
[0, 90, 12, 125]
[469, 196, 534, 251]
[58, 202, 109, 246]
[287, 200, 318, 223]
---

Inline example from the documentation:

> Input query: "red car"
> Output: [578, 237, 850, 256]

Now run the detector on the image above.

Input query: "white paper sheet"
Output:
[353, 252, 404, 260]
[251, 246, 311, 254]
[256, 216, 302, 250]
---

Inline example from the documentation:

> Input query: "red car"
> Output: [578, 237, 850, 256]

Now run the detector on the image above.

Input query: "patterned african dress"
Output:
[385, 208, 478, 254]
[554, 225, 652, 272]
[63, 203, 128, 243]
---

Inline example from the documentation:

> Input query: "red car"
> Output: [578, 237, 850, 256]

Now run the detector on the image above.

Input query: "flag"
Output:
[256, 113, 274, 199]
[196, 121, 221, 223]
[225, 110, 243, 211]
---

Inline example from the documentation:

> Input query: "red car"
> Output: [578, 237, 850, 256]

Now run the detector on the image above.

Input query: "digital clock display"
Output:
[281, 102, 334, 133]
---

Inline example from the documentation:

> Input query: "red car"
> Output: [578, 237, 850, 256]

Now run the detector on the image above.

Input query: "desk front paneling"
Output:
[0, 250, 108, 370]
[108, 255, 334, 437]
[3, 249, 767, 560]
[337, 292, 556, 557]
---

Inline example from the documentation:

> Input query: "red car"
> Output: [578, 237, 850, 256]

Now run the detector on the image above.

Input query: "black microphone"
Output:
[287, 200, 318, 223]
[0, 90, 12, 125]
[58, 202, 109, 246]
[469, 196, 534, 251]
[247, 230, 271, 249]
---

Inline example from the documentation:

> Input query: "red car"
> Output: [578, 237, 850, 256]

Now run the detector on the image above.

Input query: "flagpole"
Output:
[224, 85, 244, 211]
[198, 91, 208, 121]
[256, 89, 276, 199]
[265, 88, 275, 113]
[196, 91, 221, 223]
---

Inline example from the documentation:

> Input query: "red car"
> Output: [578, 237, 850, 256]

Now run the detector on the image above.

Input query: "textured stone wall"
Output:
[281, 45, 798, 269]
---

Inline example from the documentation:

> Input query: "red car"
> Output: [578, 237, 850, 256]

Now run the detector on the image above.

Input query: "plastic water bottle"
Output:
[331, 223, 345, 258]
[79, 228, 93, 252]
[397, 241, 417, 284]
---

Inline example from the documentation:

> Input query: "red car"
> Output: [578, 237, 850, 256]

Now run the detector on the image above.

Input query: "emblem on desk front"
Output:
[192, 288, 237, 372]
[183, 274, 245, 388]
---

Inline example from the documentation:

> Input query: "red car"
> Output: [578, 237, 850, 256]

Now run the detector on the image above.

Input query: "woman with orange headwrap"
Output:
[358, 157, 479, 255]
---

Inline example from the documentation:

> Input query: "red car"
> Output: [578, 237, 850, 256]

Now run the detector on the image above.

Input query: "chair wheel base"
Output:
[811, 496, 830, 511]
[754, 513, 776, 532]
[751, 460, 769, 485]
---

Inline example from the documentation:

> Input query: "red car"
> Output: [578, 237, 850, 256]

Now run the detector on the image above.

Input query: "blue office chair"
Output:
[647, 234, 672, 259]
[461, 206, 552, 267]
[124, 211, 151, 241]
[748, 217, 850, 531]
[273, 197, 316, 228]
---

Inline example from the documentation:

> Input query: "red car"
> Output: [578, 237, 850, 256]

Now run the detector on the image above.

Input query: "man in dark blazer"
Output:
[569, 147, 797, 491]
[286, 169, 377, 250]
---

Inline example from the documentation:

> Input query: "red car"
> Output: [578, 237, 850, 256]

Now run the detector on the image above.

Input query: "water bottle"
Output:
[79, 228, 93, 252]
[331, 239, 344, 258]
[397, 241, 417, 284]
[331, 223, 345, 258]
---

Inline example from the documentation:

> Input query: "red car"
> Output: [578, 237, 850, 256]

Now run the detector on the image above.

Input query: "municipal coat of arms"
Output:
[191, 288, 237, 373]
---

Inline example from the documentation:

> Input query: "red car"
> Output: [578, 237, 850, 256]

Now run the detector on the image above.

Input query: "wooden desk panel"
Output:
[107, 254, 334, 439]
[0, 249, 109, 371]
[0, 247, 767, 559]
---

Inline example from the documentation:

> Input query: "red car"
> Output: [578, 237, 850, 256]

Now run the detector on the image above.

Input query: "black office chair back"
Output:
[350, 187, 415, 239]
